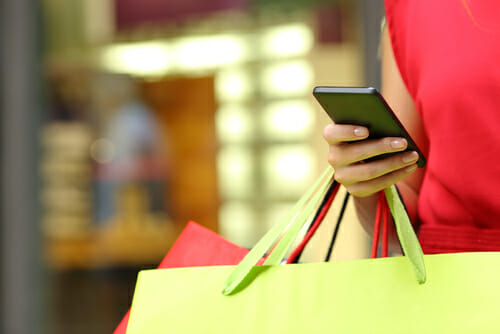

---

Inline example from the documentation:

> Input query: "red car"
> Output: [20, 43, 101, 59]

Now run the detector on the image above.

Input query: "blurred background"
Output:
[0, 0, 384, 332]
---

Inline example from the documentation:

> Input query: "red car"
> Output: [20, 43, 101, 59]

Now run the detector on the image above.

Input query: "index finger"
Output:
[323, 123, 369, 145]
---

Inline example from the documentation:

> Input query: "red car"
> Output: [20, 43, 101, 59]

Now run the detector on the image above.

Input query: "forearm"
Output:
[352, 194, 379, 236]
[352, 179, 419, 252]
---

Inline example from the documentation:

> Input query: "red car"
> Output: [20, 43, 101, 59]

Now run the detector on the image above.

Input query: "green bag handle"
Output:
[221, 167, 334, 295]
[222, 169, 426, 296]
[262, 171, 335, 266]
[385, 186, 426, 284]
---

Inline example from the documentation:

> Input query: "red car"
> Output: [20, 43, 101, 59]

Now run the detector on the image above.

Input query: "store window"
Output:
[39, 1, 368, 332]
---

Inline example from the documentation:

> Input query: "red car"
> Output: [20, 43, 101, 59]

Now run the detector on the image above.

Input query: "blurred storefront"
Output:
[1, 0, 384, 333]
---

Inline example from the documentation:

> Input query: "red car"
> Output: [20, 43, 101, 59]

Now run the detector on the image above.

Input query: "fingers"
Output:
[323, 123, 369, 145]
[334, 151, 418, 186]
[328, 137, 409, 167]
[341, 163, 418, 197]
[323, 123, 418, 198]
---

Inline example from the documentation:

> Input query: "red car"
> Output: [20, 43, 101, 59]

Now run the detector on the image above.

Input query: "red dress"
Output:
[385, 0, 500, 253]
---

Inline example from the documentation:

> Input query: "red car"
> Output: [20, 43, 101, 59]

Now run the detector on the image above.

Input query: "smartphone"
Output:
[313, 86, 426, 168]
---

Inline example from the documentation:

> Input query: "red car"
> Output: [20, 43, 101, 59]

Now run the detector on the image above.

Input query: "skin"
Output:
[323, 27, 429, 247]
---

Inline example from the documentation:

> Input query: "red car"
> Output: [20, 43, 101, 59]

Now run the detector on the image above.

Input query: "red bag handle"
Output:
[288, 185, 391, 264]
[371, 191, 390, 258]
[286, 181, 340, 264]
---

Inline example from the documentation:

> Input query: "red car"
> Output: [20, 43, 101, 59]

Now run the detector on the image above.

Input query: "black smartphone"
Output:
[313, 86, 426, 168]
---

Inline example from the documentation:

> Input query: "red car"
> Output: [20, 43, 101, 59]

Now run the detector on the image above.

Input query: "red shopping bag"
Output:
[113, 221, 249, 334]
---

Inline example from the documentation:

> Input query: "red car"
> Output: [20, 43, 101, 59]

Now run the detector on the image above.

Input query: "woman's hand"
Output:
[323, 123, 419, 198]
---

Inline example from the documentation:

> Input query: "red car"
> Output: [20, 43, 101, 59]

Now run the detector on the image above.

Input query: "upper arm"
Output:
[380, 26, 427, 196]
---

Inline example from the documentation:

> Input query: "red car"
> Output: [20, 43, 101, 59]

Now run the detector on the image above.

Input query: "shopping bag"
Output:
[127, 167, 500, 333]
[113, 221, 249, 334]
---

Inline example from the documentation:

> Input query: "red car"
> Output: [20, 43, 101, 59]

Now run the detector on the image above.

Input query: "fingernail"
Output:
[405, 165, 417, 173]
[402, 151, 419, 163]
[354, 127, 368, 137]
[391, 139, 406, 149]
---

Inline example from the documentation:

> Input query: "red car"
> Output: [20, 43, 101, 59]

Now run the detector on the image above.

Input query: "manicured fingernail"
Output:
[354, 127, 368, 137]
[391, 139, 406, 149]
[402, 151, 419, 163]
[405, 165, 417, 173]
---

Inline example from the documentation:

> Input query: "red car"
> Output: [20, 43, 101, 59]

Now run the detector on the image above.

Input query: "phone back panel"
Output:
[313, 86, 426, 167]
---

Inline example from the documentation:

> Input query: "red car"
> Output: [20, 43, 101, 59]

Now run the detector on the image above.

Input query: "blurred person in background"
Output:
[93, 75, 171, 227]
[323, 0, 500, 254]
